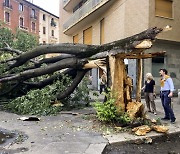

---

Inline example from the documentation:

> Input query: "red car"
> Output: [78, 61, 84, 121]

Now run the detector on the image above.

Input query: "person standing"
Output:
[99, 73, 107, 94]
[142, 73, 157, 115]
[159, 68, 176, 123]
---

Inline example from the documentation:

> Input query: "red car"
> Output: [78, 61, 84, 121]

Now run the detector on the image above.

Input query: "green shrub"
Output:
[4, 82, 62, 115]
[62, 77, 91, 110]
[4, 75, 70, 115]
[4, 75, 91, 115]
[93, 92, 132, 125]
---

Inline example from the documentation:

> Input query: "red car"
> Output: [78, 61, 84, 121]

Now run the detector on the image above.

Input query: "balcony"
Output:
[63, 0, 82, 11]
[18, 25, 28, 31]
[3, 2, 13, 10]
[63, 0, 113, 35]
[30, 15, 38, 20]
[50, 36, 57, 40]
[50, 21, 57, 27]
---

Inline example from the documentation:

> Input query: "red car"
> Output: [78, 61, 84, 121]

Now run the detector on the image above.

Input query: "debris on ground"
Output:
[18, 117, 40, 121]
[126, 102, 145, 119]
[132, 125, 151, 136]
[152, 125, 169, 133]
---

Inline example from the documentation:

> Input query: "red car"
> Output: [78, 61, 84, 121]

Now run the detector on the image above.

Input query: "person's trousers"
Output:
[100, 84, 105, 94]
[144, 92, 156, 112]
[160, 91, 175, 120]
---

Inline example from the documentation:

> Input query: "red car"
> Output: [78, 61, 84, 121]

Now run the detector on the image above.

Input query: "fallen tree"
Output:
[0, 27, 165, 110]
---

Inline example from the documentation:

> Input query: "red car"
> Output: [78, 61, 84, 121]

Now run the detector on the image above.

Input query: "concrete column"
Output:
[178, 89, 180, 105]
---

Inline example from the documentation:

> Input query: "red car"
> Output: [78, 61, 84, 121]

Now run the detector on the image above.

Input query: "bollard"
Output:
[178, 89, 180, 105]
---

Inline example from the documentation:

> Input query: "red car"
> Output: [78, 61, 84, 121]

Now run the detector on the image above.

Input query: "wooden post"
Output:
[136, 58, 142, 102]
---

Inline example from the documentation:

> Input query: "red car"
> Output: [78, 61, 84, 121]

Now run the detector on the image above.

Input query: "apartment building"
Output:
[59, 0, 180, 93]
[39, 10, 59, 45]
[0, 0, 39, 35]
[0, 0, 59, 45]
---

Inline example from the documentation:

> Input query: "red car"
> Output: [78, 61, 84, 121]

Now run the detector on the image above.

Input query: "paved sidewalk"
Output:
[0, 96, 179, 154]
[105, 97, 180, 144]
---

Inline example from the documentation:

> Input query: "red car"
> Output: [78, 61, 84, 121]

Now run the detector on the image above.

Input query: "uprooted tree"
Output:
[0, 27, 166, 117]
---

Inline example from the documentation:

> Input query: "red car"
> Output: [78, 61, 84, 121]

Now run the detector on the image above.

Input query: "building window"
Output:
[50, 18, 56, 27]
[5, 12, 10, 23]
[51, 30, 54, 36]
[73, 34, 79, 43]
[19, 3, 23, 11]
[4, 0, 10, 6]
[32, 22, 35, 31]
[152, 56, 165, 77]
[73, 0, 88, 13]
[100, 18, 104, 45]
[83, 27, 92, 45]
[31, 9, 35, 18]
[155, 0, 173, 18]
[43, 27, 46, 34]
[19, 17, 23, 27]
[43, 14, 46, 21]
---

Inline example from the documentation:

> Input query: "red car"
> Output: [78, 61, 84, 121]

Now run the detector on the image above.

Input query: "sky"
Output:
[30, 0, 60, 17]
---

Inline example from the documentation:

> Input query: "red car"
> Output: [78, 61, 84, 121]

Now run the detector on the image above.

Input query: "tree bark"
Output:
[57, 69, 89, 100]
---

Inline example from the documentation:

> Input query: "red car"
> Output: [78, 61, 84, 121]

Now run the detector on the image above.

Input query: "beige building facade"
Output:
[39, 10, 59, 44]
[59, 0, 180, 93]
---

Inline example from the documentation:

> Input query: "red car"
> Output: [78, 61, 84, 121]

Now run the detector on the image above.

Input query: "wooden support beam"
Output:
[116, 51, 166, 59]
[136, 58, 143, 102]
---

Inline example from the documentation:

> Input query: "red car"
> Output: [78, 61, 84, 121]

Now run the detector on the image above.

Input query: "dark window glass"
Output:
[20, 17, 23, 26]
[32, 22, 35, 31]
[5, 12, 10, 22]
[43, 27, 46, 34]
[19, 3, 23, 11]
[43, 14, 46, 21]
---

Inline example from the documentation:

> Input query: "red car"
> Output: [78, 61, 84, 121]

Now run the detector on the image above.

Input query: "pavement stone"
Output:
[0, 94, 180, 154]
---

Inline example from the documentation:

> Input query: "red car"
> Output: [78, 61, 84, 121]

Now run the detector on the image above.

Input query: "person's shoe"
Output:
[154, 112, 157, 115]
[161, 117, 170, 121]
[171, 118, 176, 124]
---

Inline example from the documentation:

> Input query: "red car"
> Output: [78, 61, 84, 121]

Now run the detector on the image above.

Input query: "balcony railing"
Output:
[30, 15, 38, 20]
[63, 0, 69, 5]
[50, 21, 57, 27]
[18, 25, 28, 31]
[63, 0, 109, 31]
[3, 2, 13, 9]
[50, 36, 57, 40]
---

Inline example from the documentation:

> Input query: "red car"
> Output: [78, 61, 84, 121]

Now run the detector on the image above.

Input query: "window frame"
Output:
[19, 17, 24, 27]
[32, 22, 35, 31]
[43, 27, 46, 34]
[51, 30, 54, 37]
[4, 11, 10, 23]
[43, 14, 46, 21]
[155, 0, 173, 19]
[19, 3, 24, 12]
[152, 56, 165, 77]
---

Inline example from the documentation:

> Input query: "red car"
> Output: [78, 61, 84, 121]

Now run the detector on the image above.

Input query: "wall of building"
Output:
[39, 10, 59, 44]
[149, 0, 180, 42]
[144, 40, 180, 94]
[124, 0, 149, 38]
[0, 0, 39, 36]
[59, 0, 180, 92]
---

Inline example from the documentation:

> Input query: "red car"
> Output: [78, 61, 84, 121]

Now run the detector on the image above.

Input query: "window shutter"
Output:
[73, 34, 79, 43]
[155, 0, 173, 18]
[100, 19, 105, 45]
[83, 27, 92, 45]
